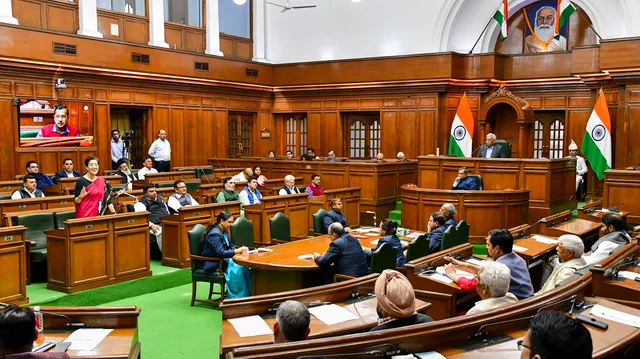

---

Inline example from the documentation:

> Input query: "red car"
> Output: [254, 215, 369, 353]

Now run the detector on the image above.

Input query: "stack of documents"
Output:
[228, 316, 272, 337]
[63, 329, 113, 351]
[308, 304, 359, 325]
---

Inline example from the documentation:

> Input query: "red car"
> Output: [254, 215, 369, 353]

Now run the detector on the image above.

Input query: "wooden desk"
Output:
[401, 185, 530, 244]
[0, 226, 28, 305]
[0, 195, 75, 226]
[45, 175, 123, 196]
[198, 177, 304, 203]
[578, 200, 630, 223]
[46, 212, 152, 293]
[3, 208, 74, 226]
[132, 170, 195, 189]
[417, 156, 576, 222]
[590, 242, 640, 309]
[113, 188, 175, 213]
[512, 233, 559, 291]
[212, 157, 418, 219]
[161, 201, 241, 268]
[0, 180, 23, 195]
[308, 187, 361, 233]
[37, 306, 141, 359]
[243, 193, 309, 245]
[603, 169, 640, 223]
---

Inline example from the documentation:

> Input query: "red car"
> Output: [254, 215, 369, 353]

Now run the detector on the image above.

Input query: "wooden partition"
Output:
[522, 210, 602, 251]
[0, 226, 28, 305]
[0, 195, 75, 225]
[46, 175, 123, 196]
[308, 187, 361, 233]
[46, 212, 152, 293]
[199, 176, 305, 203]
[212, 158, 417, 219]
[590, 242, 640, 309]
[243, 193, 309, 245]
[0, 180, 23, 195]
[401, 185, 529, 244]
[162, 201, 242, 268]
[132, 171, 196, 189]
[417, 156, 576, 221]
[577, 200, 630, 223]
[113, 187, 175, 212]
[603, 169, 640, 223]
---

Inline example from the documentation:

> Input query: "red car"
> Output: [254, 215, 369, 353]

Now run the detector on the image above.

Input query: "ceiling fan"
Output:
[267, 0, 317, 13]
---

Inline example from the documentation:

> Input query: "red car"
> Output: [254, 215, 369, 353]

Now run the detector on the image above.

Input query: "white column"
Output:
[205, 0, 224, 56]
[0, 0, 18, 25]
[77, 0, 103, 38]
[148, 0, 169, 48]
[252, 0, 268, 62]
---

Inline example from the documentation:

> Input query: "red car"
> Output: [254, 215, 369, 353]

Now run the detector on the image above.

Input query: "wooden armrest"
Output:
[271, 239, 289, 244]
[26, 240, 36, 248]
[189, 255, 223, 262]
[395, 266, 407, 275]
[333, 274, 355, 283]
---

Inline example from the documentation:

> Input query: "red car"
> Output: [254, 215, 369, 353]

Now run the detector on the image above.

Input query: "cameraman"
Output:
[111, 129, 125, 170]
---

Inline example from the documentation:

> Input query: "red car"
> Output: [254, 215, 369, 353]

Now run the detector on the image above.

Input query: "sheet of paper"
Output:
[597, 208, 610, 213]
[228, 315, 273, 337]
[400, 240, 409, 246]
[590, 304, 640, 328]
[466, 257, 485, 266]
[413, 352, 446, 359]
[406, 232, 425, 239]
[63, 328, 113, 351]
[308, 304, 359, 325]
[370, 240, 379, 245]
[617, 271, 640, 281]
[247, 247, 274, 254]
[354, 227, 379, 233]
[436, 266, 474, 279]
[512, 245, 528, 253]
[298, 254, 314, 260]
[366, 233, 380, 236]
[427, 272, 453, 284]
[532, 235, 558, 244]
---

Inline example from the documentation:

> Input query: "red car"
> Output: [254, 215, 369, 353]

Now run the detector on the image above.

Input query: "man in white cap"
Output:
[396, 152, 409, 162]
[568, 139, 588, 191]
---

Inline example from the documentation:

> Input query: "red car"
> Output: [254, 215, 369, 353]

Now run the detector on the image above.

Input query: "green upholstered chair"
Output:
[231, 216, 255, 248]
[54, 210, 76, 229]
[194, 167, 213, 179]
[312, 208, 327, 236]
[494, 139, 512, 158]
[0, 194, 11, 200]
[13, 213, 56, 263]
[184, 179, 201, 193]
[406, 234, 430, 262]
[188, 224, 226, 306]
[111, 184, 126, 192]
[269, 212, 291, 243]
[466, 174, 483, 190]
[155, 182, 174, 189]
[370, 242, 398, 273]
[440, 220, 470, 251]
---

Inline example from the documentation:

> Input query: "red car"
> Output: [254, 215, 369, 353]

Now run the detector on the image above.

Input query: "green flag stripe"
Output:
[581, 133, 610, 180]
[493, 11, 504, 24]
[448, 134, 465, 157]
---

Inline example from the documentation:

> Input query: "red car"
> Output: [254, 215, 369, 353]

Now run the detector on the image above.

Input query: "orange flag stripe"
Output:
[594, 89, 611, 133]
[457, 94, 475, 135]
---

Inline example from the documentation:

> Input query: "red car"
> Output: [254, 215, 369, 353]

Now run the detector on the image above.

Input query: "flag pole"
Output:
[570, 1, 602, 41]
[468, 16, 495, 54]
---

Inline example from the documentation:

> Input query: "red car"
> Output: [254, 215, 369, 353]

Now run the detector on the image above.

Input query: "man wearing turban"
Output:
[567, 139, 588, 192]
[370, 270, 433, 331]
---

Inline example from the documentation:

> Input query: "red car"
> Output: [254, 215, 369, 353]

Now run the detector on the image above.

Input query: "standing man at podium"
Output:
[477, 133, 508, 158]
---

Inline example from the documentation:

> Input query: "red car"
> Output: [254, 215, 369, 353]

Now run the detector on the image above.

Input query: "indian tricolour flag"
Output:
[581, 90, 612, 180]
[555, 0, 576, 39]
[493, 0, 508, 41]
[448, 94, 474, 158]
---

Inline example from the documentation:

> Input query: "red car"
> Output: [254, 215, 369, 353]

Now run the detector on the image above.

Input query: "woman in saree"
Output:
[74, 156, 116, 218]
[201, 211, 251, 298]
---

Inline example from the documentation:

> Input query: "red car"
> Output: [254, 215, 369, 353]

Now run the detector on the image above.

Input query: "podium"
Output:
[243, 193, 309, 245]
[0, 226, 28, 305]
[161, 201, 242, 268]
[46, 212, 152, 293]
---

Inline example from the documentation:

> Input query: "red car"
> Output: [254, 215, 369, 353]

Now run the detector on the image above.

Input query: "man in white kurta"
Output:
[539, 235, 587, 292]
[568, 140, 588, 191]
[466, 261, 518, 315]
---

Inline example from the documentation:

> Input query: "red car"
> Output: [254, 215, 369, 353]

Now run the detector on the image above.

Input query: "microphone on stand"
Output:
[472, 144, 484, 156]
[552, 195, 574, 227]
[519, 217, 548, 238]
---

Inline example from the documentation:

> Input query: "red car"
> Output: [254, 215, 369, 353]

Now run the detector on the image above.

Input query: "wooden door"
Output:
[228, 113, 253, 156]
[284, 114, 308, 157]
[345, 114, 380, 159]
[533, 112, 566, 159]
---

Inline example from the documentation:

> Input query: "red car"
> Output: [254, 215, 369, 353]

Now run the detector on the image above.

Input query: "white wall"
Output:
[264, 0, 640, 63]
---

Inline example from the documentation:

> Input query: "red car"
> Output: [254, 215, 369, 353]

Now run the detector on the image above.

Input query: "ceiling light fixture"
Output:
[233, 0, 248, 5]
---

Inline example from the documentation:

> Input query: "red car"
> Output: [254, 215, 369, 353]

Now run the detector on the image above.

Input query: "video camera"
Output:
[122, 130, 134, 142]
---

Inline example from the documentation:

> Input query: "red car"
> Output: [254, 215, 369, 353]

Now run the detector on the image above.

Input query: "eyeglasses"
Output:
[517, 340, 531, 351]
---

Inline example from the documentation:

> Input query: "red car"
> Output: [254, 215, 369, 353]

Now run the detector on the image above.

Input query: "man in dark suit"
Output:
[114, 158, 138, 187]
[313, 222, 369, 279]
[451, 167, 478, 190]
[440, 203, 458, 228]
[53, 158, 81, 183]
[477, 133, 508, 158]
[323, 198, 351, 234]
[427, 212, 447, 254]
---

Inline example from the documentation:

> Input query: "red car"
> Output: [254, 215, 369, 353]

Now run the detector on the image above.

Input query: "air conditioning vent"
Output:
[132, 53, 150, 64]
[245, 68, 258, 77]
[53, 42, 77, 55]
[195, 61, 209, 71]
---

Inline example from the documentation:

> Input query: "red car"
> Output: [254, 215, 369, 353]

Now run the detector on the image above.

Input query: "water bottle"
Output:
[34, 306, 43, 333]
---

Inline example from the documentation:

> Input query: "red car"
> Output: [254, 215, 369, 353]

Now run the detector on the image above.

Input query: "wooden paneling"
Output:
[12, 0, 78, 33]
[220, 34, 253, 60]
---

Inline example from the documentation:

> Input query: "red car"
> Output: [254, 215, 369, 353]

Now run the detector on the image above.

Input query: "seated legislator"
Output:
[539, 235, 587, 293]
[115, 158, 137, 190]
[374, 153, 386, 162]
[134, 184, 173, 251]
[0, 305, 70, 359]
[519, 311, 592, 359]
[74, 156, 116, 218]
[323, 198, 350, 234]
[167, 179, 200, 212]
[267, 150, 275, 158]
[137, 156, 158, 180]
[23, 161, 53, 192]
[568, 139, 588, 192]
[466, 261, 518, 315]
[216, 176, 240, 203]
[53, 158, 80, 183]
[35, 104, 79, 138]
[272, 300, 311, 343]
[427, 212, 447, 254]
[11, 174, 45, 199]
[477, 132, 508, 158]
[285, 150, 294, 159]
[278, 175, 301, 195]
[582, 214, 631, 265]
[232, 168, 253, 183]
[440, 203, 458, 228]
[313, 222, 369, 279]
[300, 147, 320, 161]
[239, 177, 262, 206]
[364, 220, 406, 267]
[253, 166, 268, 186]
[451, 167, 478, 190]
[305, 174, 323, 197]
[325, 149, 341, 162]
[201, 211, 250, 298]
[370, 269, 433, 331]
[396, 152, 409, 162]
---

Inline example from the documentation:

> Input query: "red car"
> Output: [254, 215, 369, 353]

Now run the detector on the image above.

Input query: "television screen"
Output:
[18, 99, 94, 147]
